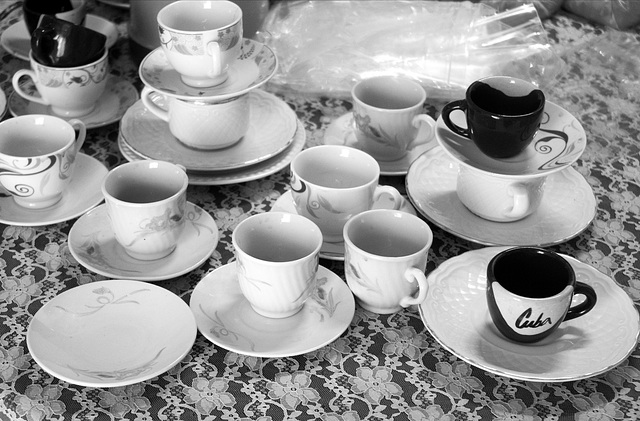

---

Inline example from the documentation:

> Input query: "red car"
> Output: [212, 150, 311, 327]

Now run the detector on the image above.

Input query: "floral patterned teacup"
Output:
[352, 75, 436, 162]
[0, 115, 86, 209]
[343, 209, 433, 314]
[290, 145, 404, 243]
[101, 160, 188, 261]
[12, 50, 109, 118]
[233, 212, 323, 319]
[157, 0, 243, 88]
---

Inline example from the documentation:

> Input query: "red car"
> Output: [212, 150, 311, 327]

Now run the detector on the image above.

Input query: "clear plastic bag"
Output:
[259, 1, 565, 100]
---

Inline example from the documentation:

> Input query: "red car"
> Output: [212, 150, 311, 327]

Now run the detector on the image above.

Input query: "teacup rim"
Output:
[29, 48, 108, 70]
[0, 114, 79, 159]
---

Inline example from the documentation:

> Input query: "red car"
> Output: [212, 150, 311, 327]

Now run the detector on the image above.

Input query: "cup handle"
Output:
[504, 183, 530, 219]
[68, 119, 87, 154]
[564, 281, 597, 321]
[399, 267, 429, 308]
[12, 70, 50, 106]
[409, 114, 437, 150]
[206, 41, 222, 77]
[141, 87, 170, 122]
[373, 185, 403, 210]
[441, 99, 469, 138]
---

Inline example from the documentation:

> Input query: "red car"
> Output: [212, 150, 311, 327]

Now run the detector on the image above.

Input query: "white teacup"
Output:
[290, 145, 404, 243]
[352, 75, 436, 161]
[233, 212, 323, 319]
[0, 115, 86, 209]
[456, 165, 546, 222]
[12, 50, 109, 118]
[101, 160, 189, 261]
[141, 87, 249, 150]
[157, 0, 243, 88]
[343, 209, 433, 314]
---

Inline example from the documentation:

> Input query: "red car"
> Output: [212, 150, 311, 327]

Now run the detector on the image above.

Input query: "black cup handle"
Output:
[564, 281, 597, 321]
[441, 99, 470, 138]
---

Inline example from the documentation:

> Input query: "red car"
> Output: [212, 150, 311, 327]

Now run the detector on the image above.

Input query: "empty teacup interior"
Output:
[31, 15, 106, 67]
[469, 77, 545, 117]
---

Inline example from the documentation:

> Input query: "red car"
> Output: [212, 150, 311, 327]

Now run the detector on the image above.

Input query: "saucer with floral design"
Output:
[190, 263, 355, 357]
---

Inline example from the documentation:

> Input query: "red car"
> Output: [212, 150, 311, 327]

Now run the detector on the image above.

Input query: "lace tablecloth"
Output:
[1, 1, 639, 420]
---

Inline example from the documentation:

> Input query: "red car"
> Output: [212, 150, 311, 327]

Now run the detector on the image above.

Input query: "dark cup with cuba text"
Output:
[486, 247, 597, 344]
[441, 76, 545, 159]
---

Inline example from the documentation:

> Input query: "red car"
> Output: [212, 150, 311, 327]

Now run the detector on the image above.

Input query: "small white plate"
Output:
[436, 101, 586, 177]
[0, 87, 6, 120]
[406, 147, 596, 246]
[9, 77, 138, 129]
[28, 280, 197, 387]
[0, 14, 119, 61]
[190, 263, 355, 358]
[420, 246, 640, 382]
[324, 112, 437, 176]
[69, 202, 219, 281]
[271, 190, 417, 261]
[120, 90, 297, 171]
[119, 118, 306, 186]
[139, 39, 277, 102]
[0, 154, 107, 226]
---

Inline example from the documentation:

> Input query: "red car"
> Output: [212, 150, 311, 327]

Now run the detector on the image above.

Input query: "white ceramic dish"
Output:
[9, 77, 138, 129]
[324, 112, 437, 176]
[120, 90, 296, 171]
[0, 87, 6, 120]
[139, 39, 277, 102]
[0, 154, 107, 226]
[190, 263, 355, 357]
[271, 190, 417, 261]
[1, 14, 119, 61]
[69, 202, 219, 281]
[406, 147, 596, 246]
[119, 119, 306, 186]
[436, 101, 586, 177]
[420, 246, 640, 382]
[27, 280, 197, 387]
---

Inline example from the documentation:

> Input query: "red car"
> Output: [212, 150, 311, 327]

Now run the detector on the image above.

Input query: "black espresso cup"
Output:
[486, 247, 597, 344]
[441, 76, 545, 159]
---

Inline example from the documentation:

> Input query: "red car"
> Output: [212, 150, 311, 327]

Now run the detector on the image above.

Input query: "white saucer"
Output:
[0, 87, 6, 120]
[271, 190, 417, 261]
[190, 263, 355, 358]
[406, 147, 596, 246]
[0, 15, 119, 61]
[28, 279, 197, 387]
[140, 39, 277, 102]
[436, 101, 586, 177]
[120, 90, 297, 171]
[9, 77, 138, 129]
[119, 118, 305, 186]
[324, 112, 437, 176]
[0, 154, 107, 226]
[420, 246, 640, 382]
[69, 202, 219, 281]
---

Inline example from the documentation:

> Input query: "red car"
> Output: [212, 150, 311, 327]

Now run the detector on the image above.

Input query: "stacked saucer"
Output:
[121, 38, 304, 185]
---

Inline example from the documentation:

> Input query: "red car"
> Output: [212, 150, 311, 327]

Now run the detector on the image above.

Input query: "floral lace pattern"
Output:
[1, 2, 640, 420]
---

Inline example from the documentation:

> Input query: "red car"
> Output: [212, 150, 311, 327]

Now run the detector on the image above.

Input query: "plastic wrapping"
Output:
[259, 1, 565, 100]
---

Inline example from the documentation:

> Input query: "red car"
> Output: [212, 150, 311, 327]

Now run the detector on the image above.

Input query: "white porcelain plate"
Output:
[191, 263, 355, 358]
[271, 190, 417, 261]
[120, 89, 297, 171]
[436, 101, 586, 177]
[1, 15, 119, 61]
[420, 246, 640, 382]
[0, 154, 107, 226]
[69, 202, 219, 281]
[28, 280, 197, 387]
[10, 77, 138, 129]
[324, 112, 437, 176]
[139, 39, 277, 102]
[406, 147, 596, 246]
[0, 87, 6, 120]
